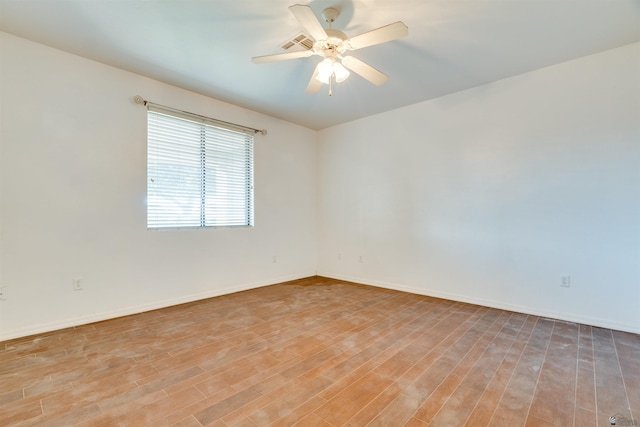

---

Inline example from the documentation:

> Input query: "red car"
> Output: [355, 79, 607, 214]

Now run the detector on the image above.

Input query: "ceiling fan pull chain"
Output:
[329, 76, 333, 96]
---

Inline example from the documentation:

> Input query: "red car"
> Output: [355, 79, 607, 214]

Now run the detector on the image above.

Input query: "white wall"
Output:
[318, 43, 640, 333]
[0, 32, 318, 340]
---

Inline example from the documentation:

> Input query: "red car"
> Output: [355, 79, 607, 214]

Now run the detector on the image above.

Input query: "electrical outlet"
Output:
[0, 286, 7, 301]
[359, 255, 363, 263]
[73, 278, 83, 291]
[272, 255, 277, 263]
[560, 276, 571, 288]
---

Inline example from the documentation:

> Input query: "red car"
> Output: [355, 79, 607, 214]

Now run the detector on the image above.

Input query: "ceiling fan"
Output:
[251, 4, 408, 95]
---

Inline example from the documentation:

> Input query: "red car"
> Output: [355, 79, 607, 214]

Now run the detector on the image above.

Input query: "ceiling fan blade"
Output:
[306, 64, 323, 94]
[341, 56, 388, 86]
[252, 50, 313, 64]
[289, 4, 327, 41]
[347, 21, 408, 50]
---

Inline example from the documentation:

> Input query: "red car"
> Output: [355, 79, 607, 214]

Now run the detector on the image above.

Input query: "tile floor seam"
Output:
[573, 324, 581, 427]
[191, 414, 205, 426]
[263, 386, 332, 426]
[458, 313, 529, 427]
[484, 315, 538, 426]
[314, 301, 456, 395]
[521, 319, 557, 426]
[343, 380, 399, 426]
[311, 407, 339, 427]
[588, 326, 598, 427]
[612, 329, 635, 423]
[420, 311, 515, 425]
[410, 312, 507, 424]
[330, 319, 427, 384]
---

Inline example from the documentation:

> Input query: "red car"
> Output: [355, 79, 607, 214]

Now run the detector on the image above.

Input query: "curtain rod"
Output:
[133, 95, 267, 136]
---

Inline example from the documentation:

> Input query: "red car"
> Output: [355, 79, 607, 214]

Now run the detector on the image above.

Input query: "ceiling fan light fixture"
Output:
[316, 57, 335, 83]
[315, 57, 350, 84]
[333, 62, 350, 83]
[316, 74, 331, 84]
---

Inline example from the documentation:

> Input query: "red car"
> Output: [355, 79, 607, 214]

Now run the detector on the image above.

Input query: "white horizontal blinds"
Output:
[147, 107, 254, 229]
[147, 111, 202, 228]
[203, 125, 254, 227]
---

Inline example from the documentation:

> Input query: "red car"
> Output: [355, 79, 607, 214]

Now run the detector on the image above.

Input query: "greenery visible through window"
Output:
[147, 106, 254, 229]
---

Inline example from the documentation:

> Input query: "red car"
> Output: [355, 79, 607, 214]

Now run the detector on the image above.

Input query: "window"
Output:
[147, 105, 254, 229]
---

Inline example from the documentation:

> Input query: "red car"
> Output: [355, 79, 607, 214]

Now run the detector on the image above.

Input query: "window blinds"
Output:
[147, 107, 254, 229]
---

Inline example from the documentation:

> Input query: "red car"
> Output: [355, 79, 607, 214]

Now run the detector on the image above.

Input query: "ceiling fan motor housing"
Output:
[313, 28, 348, 58]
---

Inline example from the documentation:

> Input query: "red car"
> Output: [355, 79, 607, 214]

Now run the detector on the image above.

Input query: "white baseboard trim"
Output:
[317, 271, 640, 335]
[0, 272, 316, 342]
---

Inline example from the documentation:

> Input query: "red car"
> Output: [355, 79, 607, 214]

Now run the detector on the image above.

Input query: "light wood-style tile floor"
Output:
[1, 276, 638, 426]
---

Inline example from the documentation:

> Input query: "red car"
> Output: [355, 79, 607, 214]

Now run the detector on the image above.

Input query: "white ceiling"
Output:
[1, 0, 639, 130]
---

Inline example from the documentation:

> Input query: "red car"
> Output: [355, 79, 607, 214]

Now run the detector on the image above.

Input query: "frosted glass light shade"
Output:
[316, 58, 334, 84]
[315, 58, 350, 84]
[333, 62, 350, 83]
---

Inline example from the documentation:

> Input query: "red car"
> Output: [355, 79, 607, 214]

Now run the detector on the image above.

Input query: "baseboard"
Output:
[317, 271, 640, 335]
[4, 270, 635, 341]
[0, 271, 316, 342]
